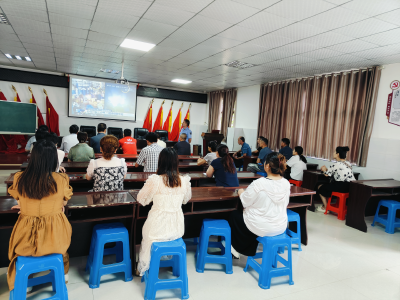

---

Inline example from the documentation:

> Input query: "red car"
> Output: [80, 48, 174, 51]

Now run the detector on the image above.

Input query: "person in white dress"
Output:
[197, 140, 218, 166]
[136, 147, 192, 276]
[284, 146, 307, 181]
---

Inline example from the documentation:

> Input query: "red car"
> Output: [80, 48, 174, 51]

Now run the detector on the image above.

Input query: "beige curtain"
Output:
[208, 91, 223, 133]
[220, 89, 237, 141]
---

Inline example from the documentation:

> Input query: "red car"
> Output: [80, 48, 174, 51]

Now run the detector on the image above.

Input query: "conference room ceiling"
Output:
[1, 0, 400, 92]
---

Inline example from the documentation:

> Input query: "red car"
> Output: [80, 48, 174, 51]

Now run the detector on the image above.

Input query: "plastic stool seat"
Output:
[289, 180, 303, 187]
[196, 219, 233, 274]
[141, 238, 189, 300]
[324, 192, 349, 220]
[86, 222, 133, 289]
[372, 200, 400, 234]
[10, 254, 68, 300]
[244, 234, 294, 289]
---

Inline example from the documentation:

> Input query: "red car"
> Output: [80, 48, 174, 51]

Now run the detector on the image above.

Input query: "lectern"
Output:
[201, 131, 224, 157]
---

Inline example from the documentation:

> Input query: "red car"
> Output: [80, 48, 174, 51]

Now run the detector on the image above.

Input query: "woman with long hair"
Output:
[285, 146, 307, 181]
[86, 135, 127, 191]
[206, 144, 239, 187]
[7, 139, 73, 291]
[197, 140, 218, 166]
[136, 148, 192, 276]
[229, 152, 290, 259]
[316, 146, 356, 212]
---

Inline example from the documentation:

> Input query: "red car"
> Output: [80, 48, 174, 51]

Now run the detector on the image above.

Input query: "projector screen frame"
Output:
[68, 75, 138, 122]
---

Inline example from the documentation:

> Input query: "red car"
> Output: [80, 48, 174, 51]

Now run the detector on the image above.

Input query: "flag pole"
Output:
[43, 88, 48, 96]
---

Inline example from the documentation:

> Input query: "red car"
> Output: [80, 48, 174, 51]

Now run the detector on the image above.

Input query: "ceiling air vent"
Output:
[0, 13, 10, 25]
[225, 60, 256, 69]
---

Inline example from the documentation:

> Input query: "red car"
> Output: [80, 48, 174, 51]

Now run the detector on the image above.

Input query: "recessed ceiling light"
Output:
[25, 57, 31, 61]
[5, 54, 12, 59]
[120, 39, 155, 52]
[0, 13, 10, 25]
[15, 56, 22, 60]
[99, 68, 120, 74]
[225, 60, 256, 69]
[172, 79, 192, 84]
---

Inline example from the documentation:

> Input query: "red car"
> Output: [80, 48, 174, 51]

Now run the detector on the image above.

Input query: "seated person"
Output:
[279, 138, 293, 161]
[46, 132, 66, 173]
[197, 140, 218, 166]
[136, 148, 191, 276]
[252, 136, 265, 155]
[8, 139, 72, 291]
[173, 133, 191, 155]
[233, 136, 252, 168]
[119, 129, 138, 155]
[247, 137, 272, 173]
[25, 125, 48, 152]
[285, 146, 307, 181]
[206, 144, 239, 187]
[229, 152, 290, 259]
[68, 132, 95, 162]
[86, 135, 127, 191]
[59, 124, 79, 153]
[316, 146, 356, 212]
[157, 133, 166, 148]
[135, 132, 163, 172]
[89, 123, 107, 153]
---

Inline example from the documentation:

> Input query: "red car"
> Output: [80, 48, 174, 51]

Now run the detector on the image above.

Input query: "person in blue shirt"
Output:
[246, 137, 272, 173]
[233, 136, 252, 168]
[89, 123, 107, 153]
[179, 119, 192, 143]
[279, 138, 293, 161]
[207, 144, 239, 187]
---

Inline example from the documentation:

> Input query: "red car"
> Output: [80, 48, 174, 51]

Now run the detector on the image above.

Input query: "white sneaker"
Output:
[317, 206, 326, 213]
[27, 286, 33, 293]
[64, 274, 69, 284]
[231, 246, 240, 259]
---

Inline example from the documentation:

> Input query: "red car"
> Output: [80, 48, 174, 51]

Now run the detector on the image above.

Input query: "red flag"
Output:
[152, 104, 163, 132]
[170, 108, 182, 142]
[30, 93, 45, 127]
[163, 107, 173, 140]
[0, 91, 6, 101]
[14, 93, 21, 102]
[143, 104, 153, 131]
[46, 95, 60, 136]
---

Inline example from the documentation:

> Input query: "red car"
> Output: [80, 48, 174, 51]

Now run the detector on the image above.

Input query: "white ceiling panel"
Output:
[341, 0, 400, 17]
[52, 35, 86, 46]
[302, 32, 354, 47]
[11, 60, 35, 67]
[88, 31, 124, 45]
[0, 32, 20, 42]
[327, 39, 380, 53]
[51, 25, 88, 39]
[18, 31, 52, 41]
[370, 54, 400, 65]
[200, 0, 260, 24]
[25, 47, 55, 56]
[0, 25, 15, 35]
[154, 0, 213, 13]
[85, 40, 119, 52]
[274, 23, 328, 41]
[4, 9, 49, 23]
[276, 41, 321, 55]
[323, 53, 369, 64]
[247, 33, 294, 50]
[1, 40, 24, 48]
[182, 15, 232, 35]
[266, 0, 335, 21]
[302, 48, 346, 60]
[48, 12, 92, 30]
[125, 30, 167, 45]
[1, 0, 47, 12]
[239, 11, 295, 33]
[352, 43, 400, 59]
[360, 28, 400, 46]
[142, 4, 195, 27]
[231, 0, 280, 10]
[92, 9, 141, 28]
[216, 25, 264, 42]
[375, 9, 400, 26]
[132, 19, 178, 37]
[200, 49, 250, 64]
[89, 22, 132, 38]
[198, 36, 243, 50]
[229, 43, 269, 56]
[0, 46, 28, 56]
[47, 1, 96, 19]
[332, 18, 398, 39]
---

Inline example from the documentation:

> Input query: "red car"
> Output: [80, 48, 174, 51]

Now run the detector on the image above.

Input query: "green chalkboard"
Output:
[0, 101, 37, 134]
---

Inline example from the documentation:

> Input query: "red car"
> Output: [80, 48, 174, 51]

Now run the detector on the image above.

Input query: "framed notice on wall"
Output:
[387, 80, 400, 127]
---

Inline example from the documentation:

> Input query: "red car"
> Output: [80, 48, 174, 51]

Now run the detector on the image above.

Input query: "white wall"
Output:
[0, 80, 207, 148]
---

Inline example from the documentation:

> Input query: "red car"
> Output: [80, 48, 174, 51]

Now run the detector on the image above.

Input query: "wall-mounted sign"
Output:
[390, 80, 400, 90]
[387, 84, 400, 127]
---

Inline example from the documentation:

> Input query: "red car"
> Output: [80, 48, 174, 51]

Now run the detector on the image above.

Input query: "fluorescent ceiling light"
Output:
[5, 54, 12, 59]
[120, 39, 155, 52]
[15, 55, 22, 60]
[172, 79, 192, 84]
[25, 57, 31, 61]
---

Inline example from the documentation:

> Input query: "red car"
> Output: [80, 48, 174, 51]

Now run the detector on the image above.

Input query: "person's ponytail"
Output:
[264, 152, 286, 176]
[294, 146, 307, 163]
[217, 144, 235, 174]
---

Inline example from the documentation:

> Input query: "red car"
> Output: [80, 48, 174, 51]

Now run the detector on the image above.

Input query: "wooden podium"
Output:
[201, 132, 224, 157]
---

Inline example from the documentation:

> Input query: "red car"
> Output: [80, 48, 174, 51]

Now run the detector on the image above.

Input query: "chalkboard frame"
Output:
[0, 101, 38, 134]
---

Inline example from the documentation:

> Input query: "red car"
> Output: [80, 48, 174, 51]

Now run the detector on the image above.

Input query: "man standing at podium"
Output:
[180, 119, 192, 143]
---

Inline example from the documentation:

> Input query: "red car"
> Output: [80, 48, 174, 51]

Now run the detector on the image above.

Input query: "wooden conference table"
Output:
[0, 186, 315, 270]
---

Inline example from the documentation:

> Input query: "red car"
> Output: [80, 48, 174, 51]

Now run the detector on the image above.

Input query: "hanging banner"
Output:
[387, 82, 400, 127]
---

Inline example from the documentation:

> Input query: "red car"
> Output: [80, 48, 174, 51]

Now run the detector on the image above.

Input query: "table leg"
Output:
[288, 206, 308, 246]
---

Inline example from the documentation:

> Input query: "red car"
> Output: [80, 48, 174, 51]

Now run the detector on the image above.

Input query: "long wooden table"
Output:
[5, 172, 262, 192]
[346, 179, 400, 232]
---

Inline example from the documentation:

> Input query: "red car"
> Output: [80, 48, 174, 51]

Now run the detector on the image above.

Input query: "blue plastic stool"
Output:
[141, 238, 189, 300]
[279, 210, 302, 253]
[256, 171, 267, 177]
[244, 234, 294, 289]
[195, 219, 233, 274]
[86, 222, 133, 288]
[372, 200, 400, 234]
[10, 254, 68, 300]
[238, 165, 243, 171]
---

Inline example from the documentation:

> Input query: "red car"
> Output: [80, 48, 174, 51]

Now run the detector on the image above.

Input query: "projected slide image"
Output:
[104, 83, 136, 117]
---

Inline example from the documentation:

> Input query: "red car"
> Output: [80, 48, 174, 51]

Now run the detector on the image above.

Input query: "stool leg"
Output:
[296, 220, 302, 251]
[196, 233, 209, 273]
[259, 245, 272, 289]
[89, 240, 104, 289]
[386, 206, 396, 234]
[287, 243, 294, 285]
[179, 252, 189, 300]
[116, 241, 124, 263]
[338, 196, 346, 221]
[147, 253, 161, 300]
[172, 255, 180, 277]
[372, 203, 382, 226]
[324, 197, 332, 215]
[122, 239, 133, 282]
[224, 234, 233, 275]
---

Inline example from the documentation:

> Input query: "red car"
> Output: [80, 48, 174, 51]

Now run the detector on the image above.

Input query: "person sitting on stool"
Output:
[233, 136, 251, 168]
[174, 133, 191, 155]
[247, 137, 272, 173]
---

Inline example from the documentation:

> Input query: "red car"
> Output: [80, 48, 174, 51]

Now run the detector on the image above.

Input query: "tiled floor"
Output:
[1, 210, 400, 300]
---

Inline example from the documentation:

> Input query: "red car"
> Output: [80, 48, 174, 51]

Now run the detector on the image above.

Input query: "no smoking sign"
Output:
[390, 80, 400, 90]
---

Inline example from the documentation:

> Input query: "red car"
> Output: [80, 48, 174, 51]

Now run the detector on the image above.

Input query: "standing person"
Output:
[179, 119, 192, 143]
[59, 124, 79, 153]
[279, 138, 293, 161]
[316, 146, 356, 212]
[173, 133, 191, 155]
[89, 123, 107, 153]
[7, 139, 73, 291]
[25, 125, 48, 152]
[119, 129, 137, 155]
[246, 137, 272, 173]
[157, 133, 166, 148]
[285, 146, 307, 181]
[252, 136, 265, 155]
[68, 132, 95, 162]
[135, 132, 163, 172]
[136, 148, 191, 276]
[233, 136, 252, 168]
[197, 140, 218, 166]
[206, 144, 239, 187]
[86, 135, 127, 191]
[229, 152, 290, 259]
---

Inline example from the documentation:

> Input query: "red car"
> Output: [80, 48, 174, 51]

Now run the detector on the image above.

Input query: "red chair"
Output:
[289, 180, 303, 187]
[324, 192, 349, 220]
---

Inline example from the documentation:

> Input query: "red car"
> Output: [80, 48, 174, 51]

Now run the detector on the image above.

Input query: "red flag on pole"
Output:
[12, 85, 21, 102]
[29, 87, 45, 127]
[143, 99, 154, 131]
[163, 103, 173, 140]
[45, 90, 60, 136]
[170, 105, 182, 142]
[0, 90, 7, 101]
[152, 101, 164, 132]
